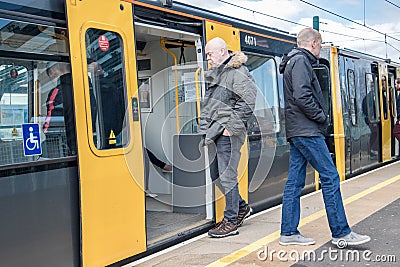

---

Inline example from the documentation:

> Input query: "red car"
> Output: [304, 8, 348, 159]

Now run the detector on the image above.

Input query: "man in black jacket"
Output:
[279, 28, 370, 247]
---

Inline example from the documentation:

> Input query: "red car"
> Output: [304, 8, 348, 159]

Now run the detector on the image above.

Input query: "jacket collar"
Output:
[205, 51, 248, 84]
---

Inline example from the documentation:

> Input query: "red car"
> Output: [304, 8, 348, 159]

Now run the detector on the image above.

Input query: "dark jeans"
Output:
[281, 136, 351, 238]
[210, 134, 247, 225]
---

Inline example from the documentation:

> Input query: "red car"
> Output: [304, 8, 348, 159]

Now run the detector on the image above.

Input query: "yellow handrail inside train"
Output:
[160, 37, 180, 133]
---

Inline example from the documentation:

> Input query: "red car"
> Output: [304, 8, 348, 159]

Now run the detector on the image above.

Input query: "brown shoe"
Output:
[208, 219, 238, 238]
[237, 205, 252, 227]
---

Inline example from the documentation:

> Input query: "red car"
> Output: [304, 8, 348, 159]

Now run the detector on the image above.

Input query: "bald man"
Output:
[199, 37, 257, 238]
[279, 28, 370, 246]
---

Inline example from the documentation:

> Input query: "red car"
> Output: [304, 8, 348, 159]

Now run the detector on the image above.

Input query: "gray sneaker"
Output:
[332, 231, 371, 247]
[279, 234, 316, 246]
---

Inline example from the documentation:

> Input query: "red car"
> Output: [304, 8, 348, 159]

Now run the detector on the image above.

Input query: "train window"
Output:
[0, 18, 68, 56]
[381, 76, 389, 120]
[388, 73, 396, 118]
[0, 62, 29, 165]
[246, 54, 280, 135]
[85, 29, 128, 150]
[347, 69, 357, 125]
[365, 73, 380, 123]
[314, 65, 331, 121]
[0, 59, 74, 165]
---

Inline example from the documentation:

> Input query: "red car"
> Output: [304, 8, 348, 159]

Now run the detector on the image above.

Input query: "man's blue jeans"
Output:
[281, 136, 351, 238]
[210, 135, 247, 225]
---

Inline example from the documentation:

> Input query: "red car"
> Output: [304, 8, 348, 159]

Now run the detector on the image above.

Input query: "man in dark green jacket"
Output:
[200, 37, 257, 238]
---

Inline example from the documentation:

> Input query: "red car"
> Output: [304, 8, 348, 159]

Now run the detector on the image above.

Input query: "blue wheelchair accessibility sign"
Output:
[22, 123, 42, 156]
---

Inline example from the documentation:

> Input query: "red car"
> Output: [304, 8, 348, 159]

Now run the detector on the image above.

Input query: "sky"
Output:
[178, 0, 400, 62]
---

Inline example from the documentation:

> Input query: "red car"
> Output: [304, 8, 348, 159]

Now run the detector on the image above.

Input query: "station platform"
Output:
[126, 161, 400, 266]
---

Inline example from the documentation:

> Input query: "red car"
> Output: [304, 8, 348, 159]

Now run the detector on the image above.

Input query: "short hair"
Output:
[297, 28, 322, 47]
[396, 78, 400, 84]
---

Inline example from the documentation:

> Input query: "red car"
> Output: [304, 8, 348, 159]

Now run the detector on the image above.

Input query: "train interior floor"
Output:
[145, 194, 209, 244]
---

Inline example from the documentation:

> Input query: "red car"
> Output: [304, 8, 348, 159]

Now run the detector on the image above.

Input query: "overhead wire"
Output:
[217, 0, 392, 43]
[217, 0, 309, 28]
[298, 0, 400, 43]
[384, 0, 400, 9]
[216, 0, 400, 58]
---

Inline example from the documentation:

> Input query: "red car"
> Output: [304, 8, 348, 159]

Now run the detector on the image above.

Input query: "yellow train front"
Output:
[0, 0, 399, 266]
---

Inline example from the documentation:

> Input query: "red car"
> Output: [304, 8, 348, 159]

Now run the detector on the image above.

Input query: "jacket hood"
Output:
[279, 47, 318, 74]
[227, 51, 248, 68]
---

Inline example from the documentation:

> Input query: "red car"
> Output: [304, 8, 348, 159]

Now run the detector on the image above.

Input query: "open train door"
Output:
[66, 0, 146, 266]
[204, 22, 249, 223]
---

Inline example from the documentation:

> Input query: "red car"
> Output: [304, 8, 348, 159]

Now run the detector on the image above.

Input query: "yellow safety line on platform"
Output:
[206, 174, 400, 267]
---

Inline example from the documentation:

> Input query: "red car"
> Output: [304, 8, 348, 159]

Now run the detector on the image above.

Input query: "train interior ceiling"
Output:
[134, 23, 211, 245]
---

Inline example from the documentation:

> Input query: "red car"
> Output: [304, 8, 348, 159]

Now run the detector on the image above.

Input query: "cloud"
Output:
[178, 0, 400, 61]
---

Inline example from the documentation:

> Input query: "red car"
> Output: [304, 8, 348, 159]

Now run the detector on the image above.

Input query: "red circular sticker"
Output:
[98, 35, 109, 52]
[9, 68, 18, 79]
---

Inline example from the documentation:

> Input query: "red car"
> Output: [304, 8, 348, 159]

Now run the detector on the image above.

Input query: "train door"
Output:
[364, 65, 381, 165]
[66, 1, 146, 266]
[133, 20, 212, 245]
[379, 63, 391, 161]
[342, 57, 362, 173]
[388, 67, 397, 157]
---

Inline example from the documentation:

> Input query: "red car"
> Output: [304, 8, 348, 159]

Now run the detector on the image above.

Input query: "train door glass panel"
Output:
[85, 29, 128, 150]
[348, 69, 358, 125]
[388, 72, 396, 119]
[365, 73, 380, 160]
[382, 76, 389, 120]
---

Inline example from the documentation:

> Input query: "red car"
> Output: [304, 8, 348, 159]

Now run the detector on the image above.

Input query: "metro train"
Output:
[0, 0, 399, 266]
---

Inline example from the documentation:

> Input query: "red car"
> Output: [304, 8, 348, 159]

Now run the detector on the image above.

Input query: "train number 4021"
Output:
[244, 35, 257, 46]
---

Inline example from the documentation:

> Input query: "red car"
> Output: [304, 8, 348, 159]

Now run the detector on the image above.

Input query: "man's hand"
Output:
[222, 129, 232, 136]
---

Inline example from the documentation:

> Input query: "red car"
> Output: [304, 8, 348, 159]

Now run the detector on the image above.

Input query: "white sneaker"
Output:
[279, 234, 316, 246]
[332, 231, 371, 247]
